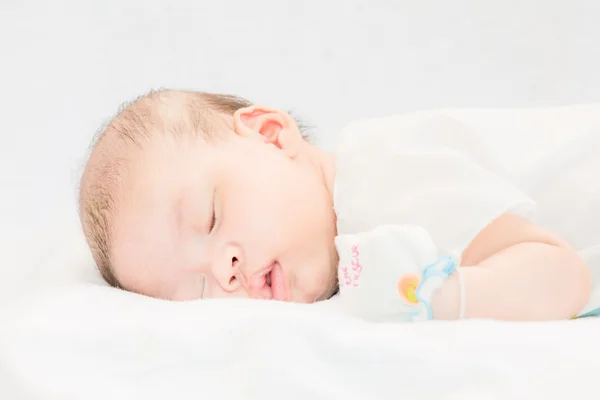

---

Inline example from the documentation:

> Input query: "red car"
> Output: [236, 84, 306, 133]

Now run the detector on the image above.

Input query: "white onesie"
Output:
[330, 112, 586, 322]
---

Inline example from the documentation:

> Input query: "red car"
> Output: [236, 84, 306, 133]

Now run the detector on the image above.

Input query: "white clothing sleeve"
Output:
[333, 113, 537, 258]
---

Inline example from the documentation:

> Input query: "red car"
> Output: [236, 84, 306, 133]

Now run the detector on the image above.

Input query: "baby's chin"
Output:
[289, 258, 338, 303]
[301, 279, 339, 303]
[319, 280, 340, 301]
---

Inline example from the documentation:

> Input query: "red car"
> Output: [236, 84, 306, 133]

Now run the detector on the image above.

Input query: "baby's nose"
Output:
[210, 244, 272, 299]
[212, 245, 243, 293]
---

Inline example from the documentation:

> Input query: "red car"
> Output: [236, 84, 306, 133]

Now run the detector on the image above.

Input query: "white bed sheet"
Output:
[3, 104, 600, 399]
[1, 285, 599, 400]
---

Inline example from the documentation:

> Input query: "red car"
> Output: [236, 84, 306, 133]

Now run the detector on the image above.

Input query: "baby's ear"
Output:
[233, 105, 304, 158]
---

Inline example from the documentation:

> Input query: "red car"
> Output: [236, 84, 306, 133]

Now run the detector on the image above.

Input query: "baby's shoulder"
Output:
[339, 112, 492, 154]
[337, 112, 506, 175]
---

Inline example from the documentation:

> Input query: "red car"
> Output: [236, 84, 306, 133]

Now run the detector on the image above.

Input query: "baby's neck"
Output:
[317, 150, 336, 200]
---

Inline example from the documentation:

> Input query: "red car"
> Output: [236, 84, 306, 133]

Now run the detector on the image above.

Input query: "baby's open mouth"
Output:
[251, 262, 287, 301]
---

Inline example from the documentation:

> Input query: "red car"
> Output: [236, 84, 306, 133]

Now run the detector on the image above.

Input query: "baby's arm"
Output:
[432, 213, 591, 320]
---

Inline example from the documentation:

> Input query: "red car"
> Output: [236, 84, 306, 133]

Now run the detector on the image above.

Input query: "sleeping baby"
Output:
[79, 89, 592, 322]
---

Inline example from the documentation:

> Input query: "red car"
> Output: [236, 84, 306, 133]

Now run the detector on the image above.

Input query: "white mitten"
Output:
[335, 224, 459, 322]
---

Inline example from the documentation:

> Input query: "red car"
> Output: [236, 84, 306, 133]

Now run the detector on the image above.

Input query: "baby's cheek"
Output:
[319, 264, 339, 300]
[295, 264, 335, 302]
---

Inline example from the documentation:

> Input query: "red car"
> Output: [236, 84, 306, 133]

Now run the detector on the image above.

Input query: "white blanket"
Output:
[3, 104, 600, 399]
[1, 285, 599, 399]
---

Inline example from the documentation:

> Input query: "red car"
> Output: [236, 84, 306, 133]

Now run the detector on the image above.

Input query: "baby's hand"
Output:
[399, 255, 458, 321]
[335, 225, 457, 322]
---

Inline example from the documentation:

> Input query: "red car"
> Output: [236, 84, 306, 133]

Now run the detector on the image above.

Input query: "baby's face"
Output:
[110, 128, 338, 303]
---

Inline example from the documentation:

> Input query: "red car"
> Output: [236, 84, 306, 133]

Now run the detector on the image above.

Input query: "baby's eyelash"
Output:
[209, 189, 217, 233]
[210, 210, 217, 232]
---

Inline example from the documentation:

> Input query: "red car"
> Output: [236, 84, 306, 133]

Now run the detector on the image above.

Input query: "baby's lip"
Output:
[247, 261, 276, 300]
[270, 262, 289, 302]
[247, 261, 289, 301]
[248, 270, 273, 300]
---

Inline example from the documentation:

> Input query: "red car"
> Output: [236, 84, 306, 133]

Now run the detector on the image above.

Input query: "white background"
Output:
[1, 0, 600, 305]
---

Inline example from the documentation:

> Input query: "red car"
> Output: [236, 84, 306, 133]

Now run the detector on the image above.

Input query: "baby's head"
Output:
[79, 89, 338, 302]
